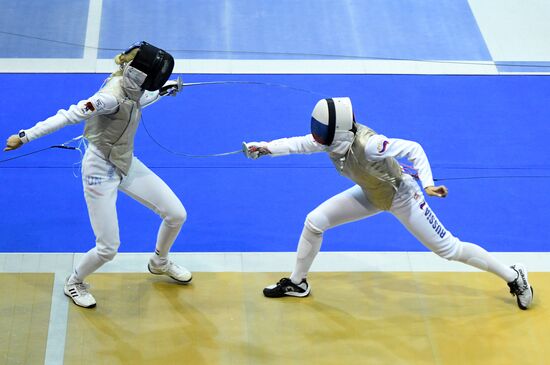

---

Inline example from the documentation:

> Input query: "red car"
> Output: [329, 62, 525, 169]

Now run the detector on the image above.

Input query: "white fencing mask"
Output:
[310, 97, 356, 147]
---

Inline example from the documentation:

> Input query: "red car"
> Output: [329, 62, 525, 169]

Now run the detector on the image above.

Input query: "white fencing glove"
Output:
[160, 76, 183, 96]
[243, 141, 271, 159]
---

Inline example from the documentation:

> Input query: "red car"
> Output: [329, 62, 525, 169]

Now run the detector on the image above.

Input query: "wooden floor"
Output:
[1, 272, 548, 365]
[0, 273, 54, 365]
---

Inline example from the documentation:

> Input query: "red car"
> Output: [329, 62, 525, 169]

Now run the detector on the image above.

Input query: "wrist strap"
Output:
[18, 130, 29, 144]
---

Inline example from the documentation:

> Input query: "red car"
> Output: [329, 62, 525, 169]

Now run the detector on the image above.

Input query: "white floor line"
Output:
[44, 272, 71, 365]
[83, 0, 103, 62]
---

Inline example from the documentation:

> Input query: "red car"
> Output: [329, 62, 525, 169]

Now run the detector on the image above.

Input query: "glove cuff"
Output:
[18, 130, 29, 144]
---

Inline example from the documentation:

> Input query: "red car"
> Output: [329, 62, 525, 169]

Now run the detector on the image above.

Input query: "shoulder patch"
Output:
[93, 97, 105, 110]
[80, 97, 106, 115]
[84, 101, 95, 112]
[377, 140, 389, 153]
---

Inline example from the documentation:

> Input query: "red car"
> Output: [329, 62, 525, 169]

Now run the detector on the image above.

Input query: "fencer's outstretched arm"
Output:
[4, 77, 183, 151]
[139, 78, 183, 107]
[3, 92, 119, 151]
[364, 135, 440, 191]
[245, 134, 325, 159]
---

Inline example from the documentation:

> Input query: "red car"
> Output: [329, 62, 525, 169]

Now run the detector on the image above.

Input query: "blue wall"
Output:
[0, 74, 548, 252]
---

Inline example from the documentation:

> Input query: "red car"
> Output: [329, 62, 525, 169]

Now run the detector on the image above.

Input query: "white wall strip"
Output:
[2, 252, 550, 273]
[0, 58, 528, 75]
[0, 59, 98, 73]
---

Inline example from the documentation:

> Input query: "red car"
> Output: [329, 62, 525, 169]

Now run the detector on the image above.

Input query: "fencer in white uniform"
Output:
[4, 42, 192, 308]
[245, 97, 533, 310]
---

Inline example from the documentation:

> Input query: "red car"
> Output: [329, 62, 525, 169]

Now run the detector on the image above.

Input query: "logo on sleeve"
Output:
[94, 98, 105, 110]
[82, 101, 95, 114]
[377, 140, 389, 153]
[81, 98, 106, 115]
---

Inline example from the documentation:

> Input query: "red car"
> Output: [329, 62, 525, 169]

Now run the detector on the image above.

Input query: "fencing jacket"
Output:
[22, 76, 162, 175]
[263, 123, 435, 210]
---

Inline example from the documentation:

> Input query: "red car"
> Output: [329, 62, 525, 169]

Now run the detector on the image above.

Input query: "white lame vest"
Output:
[329, 124, 403, 210]
[84, 77, 142, 175]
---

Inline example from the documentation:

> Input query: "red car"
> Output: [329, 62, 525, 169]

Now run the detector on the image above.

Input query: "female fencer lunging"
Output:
[245, 97, 533, 310]
[4, 41, 192, 308]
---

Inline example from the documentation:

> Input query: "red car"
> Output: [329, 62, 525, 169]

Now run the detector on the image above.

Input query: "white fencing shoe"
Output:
[64, 277, 97, 308]
[507, 264, 533, 310]
[148, 260, 192, 283]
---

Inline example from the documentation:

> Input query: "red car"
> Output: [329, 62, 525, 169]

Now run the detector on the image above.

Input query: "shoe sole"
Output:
[63, 289, 96, 308]
[285, 287, 311, 297]
[517, 286, 534, 310]
[147, 263, 192, 284]
[263, 286, 311, 298]
[513, 264, 533, 310]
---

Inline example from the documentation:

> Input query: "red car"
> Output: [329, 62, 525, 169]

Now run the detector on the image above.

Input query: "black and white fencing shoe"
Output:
[64, 276, 97, 308]
[507, 264, 533, 310]
[263, 278, 310, 298]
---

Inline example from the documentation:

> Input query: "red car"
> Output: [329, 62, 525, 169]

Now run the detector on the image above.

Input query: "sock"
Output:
[150, 220, 182, 266]
[150, 248, 167, 266]
[70, 247, 107, 283]
[68, 273, 80, 285]
[454, 242, 517, 282]
[290, 225, 323, 284]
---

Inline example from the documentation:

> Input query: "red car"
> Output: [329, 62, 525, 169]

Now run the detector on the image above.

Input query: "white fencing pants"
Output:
[290, 175, 516, 284]
[72, 147, 186, 282]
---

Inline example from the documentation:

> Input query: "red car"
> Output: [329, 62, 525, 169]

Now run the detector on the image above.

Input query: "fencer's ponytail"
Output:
[110, 48, 139, 77]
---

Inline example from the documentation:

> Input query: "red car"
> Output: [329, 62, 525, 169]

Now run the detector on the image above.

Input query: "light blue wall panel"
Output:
[98, 0, 491, 61]
[0, 0, 89, 58]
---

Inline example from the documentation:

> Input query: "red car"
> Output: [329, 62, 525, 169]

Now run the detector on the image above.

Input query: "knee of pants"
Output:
[164, 203, 187, 227]
[304, 210, 328, 235]
[431, 235, 460, 260]
[96, 245, 118, 263]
